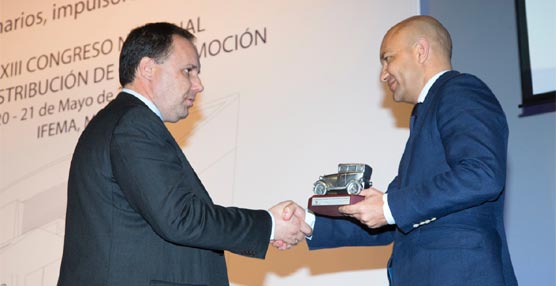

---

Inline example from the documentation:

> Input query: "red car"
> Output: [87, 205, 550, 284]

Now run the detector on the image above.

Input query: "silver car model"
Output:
[313, 163, 372, 195]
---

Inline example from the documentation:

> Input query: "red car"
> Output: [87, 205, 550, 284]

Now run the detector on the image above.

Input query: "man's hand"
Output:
[269, 201, 311, 250]
[338, 187, 388, 228]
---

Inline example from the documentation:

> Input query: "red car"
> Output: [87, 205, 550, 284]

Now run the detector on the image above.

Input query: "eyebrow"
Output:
[186, 64, 200, 71]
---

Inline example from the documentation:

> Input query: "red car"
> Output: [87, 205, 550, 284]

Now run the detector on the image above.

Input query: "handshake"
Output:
[268, 201, 312, 250]
[266, 187, 388, 250]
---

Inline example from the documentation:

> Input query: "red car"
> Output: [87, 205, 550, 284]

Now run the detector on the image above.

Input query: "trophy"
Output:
[308, 163, 372, 217]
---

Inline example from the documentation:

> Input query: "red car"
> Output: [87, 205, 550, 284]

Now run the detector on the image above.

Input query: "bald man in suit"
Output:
[281, 16, 517, 286]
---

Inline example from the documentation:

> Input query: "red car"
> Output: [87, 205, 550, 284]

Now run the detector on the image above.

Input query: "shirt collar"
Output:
[122, 88, 163, 121]
[417, 70, 450, 103]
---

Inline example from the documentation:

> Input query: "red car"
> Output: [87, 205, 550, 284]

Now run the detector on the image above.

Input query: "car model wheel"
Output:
[346, 180, 363, 195]
[313, 180, 328, 195]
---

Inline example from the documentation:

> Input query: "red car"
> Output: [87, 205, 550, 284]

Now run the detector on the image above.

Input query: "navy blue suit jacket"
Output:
[308, 71, 518, 286]
[58, 92, 271, 286]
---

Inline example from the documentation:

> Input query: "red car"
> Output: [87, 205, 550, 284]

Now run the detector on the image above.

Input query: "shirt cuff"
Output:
[305, 209, 315, 240]
[266, 210, 275, 240]
[382, 193, 396, 225]
[267, 209, 315, 241]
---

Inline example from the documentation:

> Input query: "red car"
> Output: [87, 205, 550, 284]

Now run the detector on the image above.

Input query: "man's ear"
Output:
[137, 57, 156, 80]
[414, 37, 430, 64]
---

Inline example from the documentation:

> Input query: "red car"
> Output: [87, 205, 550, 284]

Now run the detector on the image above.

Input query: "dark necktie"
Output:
[410, 103, 421, 131]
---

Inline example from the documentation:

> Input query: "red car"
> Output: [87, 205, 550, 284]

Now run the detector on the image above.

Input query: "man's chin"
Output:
[178, 112, 189, 121]
[174, 108, 190, 121]
[392, 92, 408, 103]
[164, 113, 188, 123]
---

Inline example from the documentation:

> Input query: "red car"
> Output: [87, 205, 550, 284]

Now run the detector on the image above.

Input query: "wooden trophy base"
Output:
[308, 194, 364, 217]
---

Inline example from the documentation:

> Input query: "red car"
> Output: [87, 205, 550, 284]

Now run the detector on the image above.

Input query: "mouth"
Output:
[185, 97, 195, 108]
[387, 80, 397, 91]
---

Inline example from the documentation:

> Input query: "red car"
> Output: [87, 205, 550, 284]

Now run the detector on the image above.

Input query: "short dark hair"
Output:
[119, 22, 195, 86]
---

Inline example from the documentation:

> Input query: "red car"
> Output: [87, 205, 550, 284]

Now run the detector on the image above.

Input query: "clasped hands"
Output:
[269, 200, 312, 250]
[269, 187, 388, 250]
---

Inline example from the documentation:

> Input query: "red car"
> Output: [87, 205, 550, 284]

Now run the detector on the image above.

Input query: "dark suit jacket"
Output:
[58, 92, 271, 286]
[308, 71, 518, 286]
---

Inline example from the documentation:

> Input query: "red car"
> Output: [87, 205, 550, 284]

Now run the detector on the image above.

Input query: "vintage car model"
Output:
[313, 163, 372, 195]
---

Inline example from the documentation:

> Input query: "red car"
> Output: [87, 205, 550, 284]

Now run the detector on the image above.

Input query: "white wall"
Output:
[0, 1, 419, 285]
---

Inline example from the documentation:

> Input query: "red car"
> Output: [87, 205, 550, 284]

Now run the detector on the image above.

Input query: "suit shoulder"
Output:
[433, 73, 507, 128]
[436, 73, 501, 106]
[94, 93, 157, 125]
[80, 93, 161, 139]
[451, 73, 492, 89]
[442, 73, 494, 95]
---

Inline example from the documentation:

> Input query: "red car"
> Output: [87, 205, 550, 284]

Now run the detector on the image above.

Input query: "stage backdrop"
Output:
[0, 1, 418, 285]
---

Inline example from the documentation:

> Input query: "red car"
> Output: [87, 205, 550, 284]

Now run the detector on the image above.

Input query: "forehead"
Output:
[380, 32, 397, 57]
[380, 29, 407, 55]
[168, 36, 200, 65]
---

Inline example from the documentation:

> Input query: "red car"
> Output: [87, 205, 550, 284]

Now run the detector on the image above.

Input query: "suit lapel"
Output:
[397, 71, 462, 185]
[413, 71, 461, 133]
[168, 136, 214, 204]
[118, 91, 214, 204]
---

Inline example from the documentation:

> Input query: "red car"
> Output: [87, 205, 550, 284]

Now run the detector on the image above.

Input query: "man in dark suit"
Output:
[287, 16, 518, 286]
[58, 22, 310, 286]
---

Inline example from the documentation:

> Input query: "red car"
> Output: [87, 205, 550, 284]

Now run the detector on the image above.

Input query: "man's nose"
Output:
[192, 76, 204, 93]
[380, 66, 389, 82]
